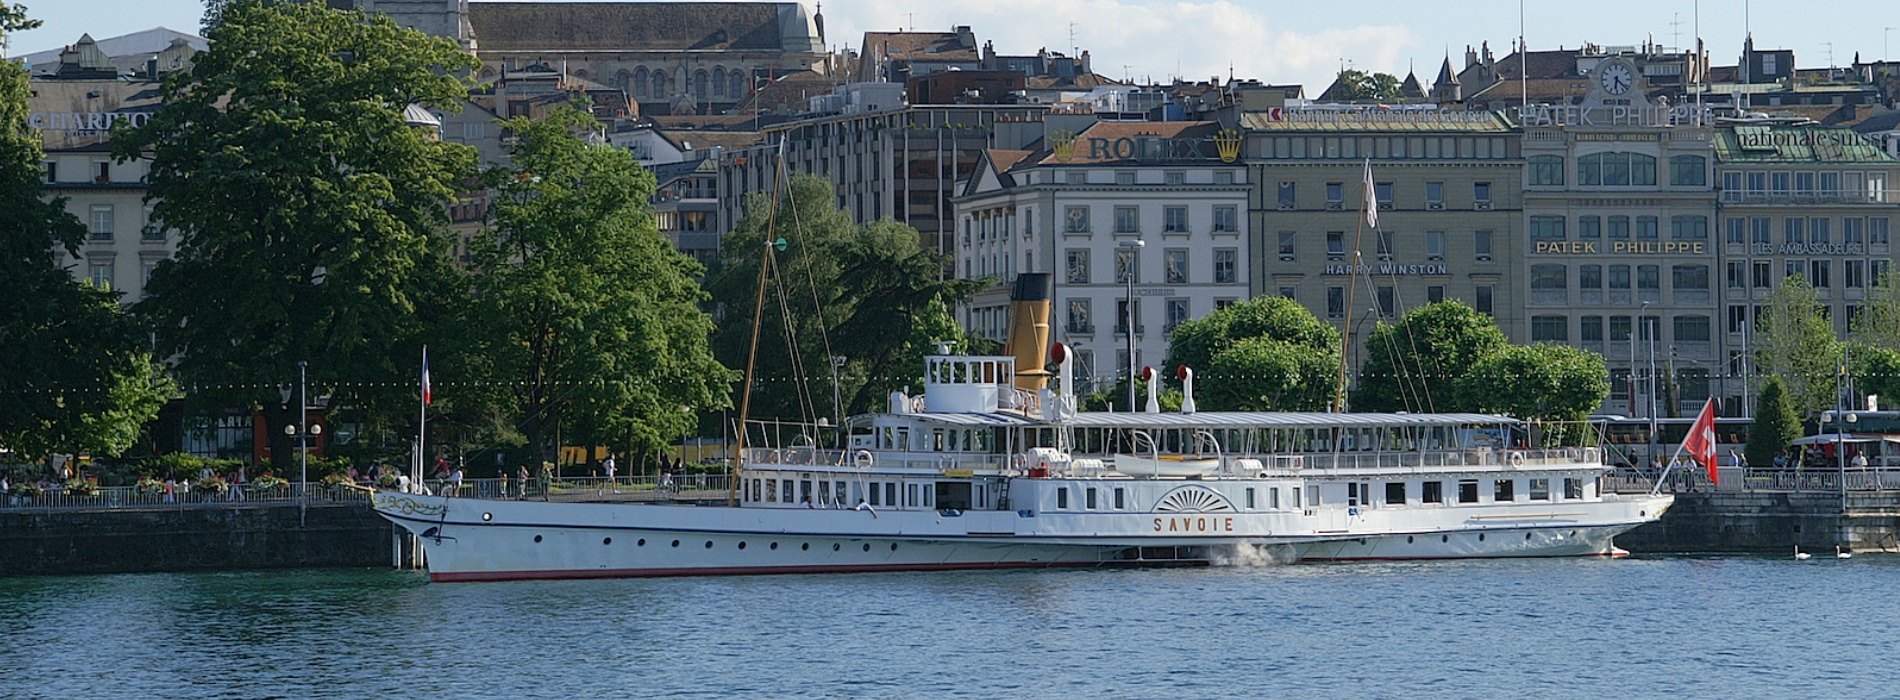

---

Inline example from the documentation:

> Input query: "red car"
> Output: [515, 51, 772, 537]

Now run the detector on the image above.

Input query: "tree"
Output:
[1755, 276, 1840, 416]
[1329, 69, 1406, 102]
[118, 0, 480, 472]
[1850, 272, 1900, 351]
[466, 108, 734, 468]
[1163, 296, 1337, 411]
[0, 6, 170, 466]
[1353, 301, 1509, 413]
[1848, 342, 1900, 412]
[1469, 343, 1609, 445]
[705, 174, 984, 423]
[1746, 376, 1802, 468]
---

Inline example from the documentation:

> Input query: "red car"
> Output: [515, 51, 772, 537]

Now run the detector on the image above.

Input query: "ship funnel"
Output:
[1178, 365, 1196, 414]
[1143, 366, 1160, 413]
[1004, 272, 1052, 392]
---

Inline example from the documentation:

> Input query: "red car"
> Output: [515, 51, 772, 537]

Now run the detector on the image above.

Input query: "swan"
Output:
[1794, 546, 1811, 560]
[1838, 546, 1853, 560]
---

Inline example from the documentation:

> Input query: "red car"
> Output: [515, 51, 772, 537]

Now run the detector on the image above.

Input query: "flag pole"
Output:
[416, 344, 429, 491]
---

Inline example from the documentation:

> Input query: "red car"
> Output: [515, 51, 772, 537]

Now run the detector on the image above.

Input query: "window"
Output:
[1066, 171, 1087, 185]
[1163, 206, 1188, 233]
[1751, 217, 1771, 245]
[1784, 217, 1806, 244]
[1164, 249, 1188, 284]
[1564, 478, 1584, 499]
[1385, 482, 1406, 505]
[1113, 206, 1139, 233]
[1636, 216, 1658, 240]
[1529, 155, 1565, 185]
[1057, 488, 1069, 509]
[93, 160, 110, 183]
[1847, 259, 1865, 289]
[1474, 230, 1493, 261]
[1844, 218, 1864, 244]
[1530, 216, 1567, 241]
[1530, 264, 1568, 290]
[1376, 230, 1394, 260]
[1115, 247, 1138, 283]
[1638, 265, 1659, 291]
[1672, 216, 1708, 240]
[1577, 152, 1657, 185]
[1086, 488, 1098, 509]
[1425, 181, 1444, 205]
[1811, 259, 1832, 288]
[1457, 480, 1479, 504]
[1581, 315, 1604, 342]
[1427, 286, 1445, 303]
[1670, 155, 1707, 186]
[1374, 182, 1393, 206]
[1426, 231, 1445, 261]
[1874, 218, 1891, 245]
[1609, 265, 1631, 289]
[1115, 487, 1126, 509]
[1811, 218, 1830, 245]
[1474, 285, 1493, 315]
[1326, 232, 1345, 260]
[1327, 287, 1345, 318]
[1728, 305, 1749, 333]
[1608, 216, 1630, 240]
[42, 160, 55, 183]
[1672, 265, 1709, 290]
[1495, 479, 1516, 502]
[1066, 299, 1093, 334]
[1473, 182, 1492, 205]
[1422, 481, 1444, 504]
[1529, 479, 1551, 501]
[1277, 181, 1296, 208]
[1325, 182, 1343, 207]
[1275, 288, 1293, 301]
[87, 261, 113, 289]
[1609, 315, 1632, 342]
[1579, 216, 1601, 240]
[1752, 261, 1772, 288]
[1531, 315, 1568, 341]
[1064, 206, 1090, 233]
[1727, 261, 1746, 288]
[89, 205, 114, 240]
[1065, 249, 1089, 284]
[1213, 249, 1237, 284]
[1376, 286, 1395, 317]
[1164, 171, 1185, 186]
[1115, 171, 1135, 186]
[1771, 172, 1791, 195]
[1165, 299, 1189, 332]
[1279, 232, 1297, 262]
[1675, 315, 1711, 342]
[1213, 206, 1238, 232]
[1116, 300, 1142, 334]
[1579, 265, 1603, 289]
[1215, 171, 1235, 185]
[1795, 171, 1815, 196]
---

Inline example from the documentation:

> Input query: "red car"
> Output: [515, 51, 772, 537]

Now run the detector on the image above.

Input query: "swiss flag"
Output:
[1681, 397, 1718, 484]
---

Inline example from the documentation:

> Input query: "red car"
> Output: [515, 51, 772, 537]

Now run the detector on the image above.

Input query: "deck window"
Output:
[1457, 480, 1479, 504]
[1494, 479, 1515, 502]
[1564, 478, 1584, 500]
[868, 482, 881, 506]
[1292, 487, 1302, 510]
[886, 483, 897, 506]
[1422, 481, 1443, 504]
[1245, 488, 1256, 509]
[1385, 482, 1406, 505]
[1270, 487, 1281, 509]
[1057, 487, 1070, 509]
[1306, 487, 1319, 508]
[1115, 487, 1126, 509]
[1086, 487, 1098, 509]
[1529, 478, 1551, 501]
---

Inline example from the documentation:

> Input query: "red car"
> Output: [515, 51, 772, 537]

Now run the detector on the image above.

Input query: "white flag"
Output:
[1362, 158, 1378, 229]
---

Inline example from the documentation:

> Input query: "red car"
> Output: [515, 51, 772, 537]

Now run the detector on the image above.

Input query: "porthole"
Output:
[603, 537, 612, 545]
[832, 543, 841, 552]
[482, 512, 492, 522]
[890, 543, 898, 551]
[738, 542, 747, 550]
[1570, 530, 1578, 537]
[638, 538, 646, 546]
[862, 543, 871, 552]
[801, 543, 810, 551]
[1478, 533, 1485, 541]
[533, 535, 543, 543]
[705, 541, 714, 549]
[770, 542, 779, 550]
[672, 539, 681, 547]
[1441, 535, 1448, 543]
[1525, 533, 1533, 541]
[1407, 536, 1414, 544]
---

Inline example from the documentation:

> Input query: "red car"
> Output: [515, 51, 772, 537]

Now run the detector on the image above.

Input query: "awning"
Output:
[1790, 434, 1900, 445]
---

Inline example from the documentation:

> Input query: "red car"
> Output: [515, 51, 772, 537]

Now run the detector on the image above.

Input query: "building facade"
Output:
[950, 122, 1250, 397]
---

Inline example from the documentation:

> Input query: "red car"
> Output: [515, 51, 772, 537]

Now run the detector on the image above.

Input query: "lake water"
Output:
[1, 555, 1890, 698]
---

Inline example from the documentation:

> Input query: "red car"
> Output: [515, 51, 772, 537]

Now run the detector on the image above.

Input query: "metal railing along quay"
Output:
[1, 483, 370, 513]
[2, 474, 736, 513]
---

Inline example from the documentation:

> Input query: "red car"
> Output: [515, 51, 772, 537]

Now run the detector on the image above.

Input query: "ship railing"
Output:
[1269, 447, 1602, 473]
[741, 448, 1008, 474]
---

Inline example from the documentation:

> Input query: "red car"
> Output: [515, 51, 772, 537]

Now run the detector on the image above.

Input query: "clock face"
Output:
[1599, 62, 1634, 95]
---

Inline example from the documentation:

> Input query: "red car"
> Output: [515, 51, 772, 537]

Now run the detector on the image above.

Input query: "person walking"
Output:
[515, 465, 530, 498]
[603, 455, 616, 484]
[448, 466, 464, 496]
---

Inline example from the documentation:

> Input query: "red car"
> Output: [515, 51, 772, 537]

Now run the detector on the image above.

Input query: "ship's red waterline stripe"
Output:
[1303, 550, 1627, 562]
[429, 559, 1190, 582]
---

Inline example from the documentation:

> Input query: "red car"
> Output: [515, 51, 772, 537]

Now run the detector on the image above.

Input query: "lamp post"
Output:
[285, 361, 322, 527]
[1119, 239, 1145, 412]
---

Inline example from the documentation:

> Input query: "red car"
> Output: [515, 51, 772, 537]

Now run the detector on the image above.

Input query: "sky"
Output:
[8, 0, 1898, 95]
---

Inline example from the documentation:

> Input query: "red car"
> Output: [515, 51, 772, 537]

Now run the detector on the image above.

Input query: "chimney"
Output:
[955, 25, 976, 50]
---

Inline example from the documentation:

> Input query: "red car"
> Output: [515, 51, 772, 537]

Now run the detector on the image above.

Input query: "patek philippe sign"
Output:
[1534, 241, 1706, 255]
[1754, 242, 1864, 256]
[1323, 263, 1448, 276]
[29, 112, 151, 136]
[1516, 103, 1713, 128]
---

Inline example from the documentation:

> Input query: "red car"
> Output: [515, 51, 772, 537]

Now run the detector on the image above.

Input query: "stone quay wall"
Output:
[0, 503, 396, 577]
[1619, 491, 1900, 553]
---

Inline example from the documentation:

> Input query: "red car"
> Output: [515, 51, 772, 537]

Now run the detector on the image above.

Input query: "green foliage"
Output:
[1470, 343, 1609, 443]
[1161, 296, 1337, 411]
[143, 452, 206, 477]
[1755, 276, 1841, 416]
[1747, 376, 1803, 467]
[1851, 272, 1900, 351]
[0, 22, 169, 461]
[1851, 342, 1900, 409]
[706, 174, 985, 422]
[1330, 69, 1406, 102]
[1353, 301, 1510, 413]
[1081, 378, 1182, 413]
[466, 108, 734, 466]
[119, 0, 480, 472]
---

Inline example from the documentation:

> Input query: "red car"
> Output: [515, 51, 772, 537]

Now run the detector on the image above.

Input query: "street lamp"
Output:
[1119, 239, 1145, 412]
[286, 361, 321, 526]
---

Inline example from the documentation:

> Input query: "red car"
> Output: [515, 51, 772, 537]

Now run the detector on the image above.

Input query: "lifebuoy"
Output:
[854, 450, 875, 469]
[1507, 451, 1525, 467]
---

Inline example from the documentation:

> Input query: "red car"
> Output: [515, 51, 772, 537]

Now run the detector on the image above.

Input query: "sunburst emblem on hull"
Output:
[1153, 485, 1235, 513]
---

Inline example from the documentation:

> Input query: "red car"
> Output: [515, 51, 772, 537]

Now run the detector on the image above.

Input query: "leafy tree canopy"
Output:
[1353, 301, 1509, 413]
[1756, 276, 1841, 416]
[1330, 69, 1406, 102]
[1470, 343, 1609, 442]
[1163, 296, 1338, 411]
[1746, 376, 1803, 467]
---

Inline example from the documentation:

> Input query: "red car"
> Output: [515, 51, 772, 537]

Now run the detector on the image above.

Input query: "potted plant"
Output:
[249, 475, 290, 494]
[134, 476, 165, 495]
[192, 475, 229, 495]
[63, 477, 99, 496]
